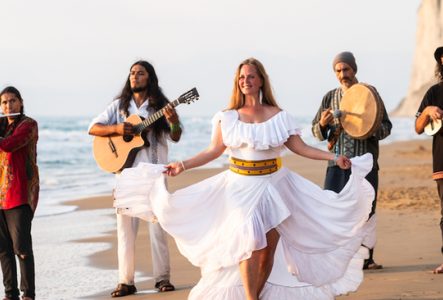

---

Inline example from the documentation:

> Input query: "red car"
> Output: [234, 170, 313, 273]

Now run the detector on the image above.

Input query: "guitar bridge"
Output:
[108, 137, 118, 158]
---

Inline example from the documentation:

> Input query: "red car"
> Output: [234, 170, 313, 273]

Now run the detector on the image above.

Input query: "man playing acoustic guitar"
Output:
[88, 60, 181, 296]
[415, 46, 443, 274]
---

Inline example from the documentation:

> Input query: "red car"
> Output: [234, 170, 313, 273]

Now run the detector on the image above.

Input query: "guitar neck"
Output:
[133, 99, 180, 133]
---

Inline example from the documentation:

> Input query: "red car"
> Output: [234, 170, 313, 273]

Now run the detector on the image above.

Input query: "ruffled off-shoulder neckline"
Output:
[235, 110, 284, 125]
[212, 110, 302, 150]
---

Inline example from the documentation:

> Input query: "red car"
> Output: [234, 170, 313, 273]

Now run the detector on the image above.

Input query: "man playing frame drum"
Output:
[311, 51, 392, 270]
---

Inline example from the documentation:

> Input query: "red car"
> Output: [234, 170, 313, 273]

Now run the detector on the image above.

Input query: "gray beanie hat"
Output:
[332, 51, 357, 72]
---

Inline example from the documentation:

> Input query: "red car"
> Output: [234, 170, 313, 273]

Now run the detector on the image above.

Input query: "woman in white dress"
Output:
[115, 57, 374, 299]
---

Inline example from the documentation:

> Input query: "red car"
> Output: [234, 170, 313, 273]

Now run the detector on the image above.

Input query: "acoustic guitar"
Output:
[424, 118, 442, 136]
[93, 88, 199, 173]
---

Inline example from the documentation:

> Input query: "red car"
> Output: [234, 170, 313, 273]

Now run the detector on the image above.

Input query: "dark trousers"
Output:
[324, 166, 378, 217]
[324, 166, 379, 262]
[0, 205, 35, 299]
[436, 180, 443, 253]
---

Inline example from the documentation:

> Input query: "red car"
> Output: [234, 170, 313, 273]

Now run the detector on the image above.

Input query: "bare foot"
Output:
[433, 263, 443, 274]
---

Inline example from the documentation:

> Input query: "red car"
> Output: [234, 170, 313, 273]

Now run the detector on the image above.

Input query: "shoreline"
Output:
[57, 138, 443, 299]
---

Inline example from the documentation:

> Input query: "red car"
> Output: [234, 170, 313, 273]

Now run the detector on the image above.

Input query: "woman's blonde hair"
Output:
[227, 58, 279, 110]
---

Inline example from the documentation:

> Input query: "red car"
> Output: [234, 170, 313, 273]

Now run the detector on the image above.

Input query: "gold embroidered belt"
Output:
[229, 157, 281, 176]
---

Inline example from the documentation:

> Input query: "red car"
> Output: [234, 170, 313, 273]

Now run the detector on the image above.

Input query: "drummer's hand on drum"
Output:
[426, 106, 443, 121]
[336, 155, 352, 170]
[319, 109, 334, 128]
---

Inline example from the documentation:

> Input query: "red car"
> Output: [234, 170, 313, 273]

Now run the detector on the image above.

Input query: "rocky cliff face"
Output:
[392, 0, 443, 116]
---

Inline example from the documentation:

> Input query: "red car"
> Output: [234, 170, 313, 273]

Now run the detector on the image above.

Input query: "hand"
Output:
[336, 155, 351, 169]
[319, 109, 333, 128]
[163, 161, 185, 176]
[163, 104, 179, 124]
[426, 106, 443, 121]
[115, 122, 134, 136]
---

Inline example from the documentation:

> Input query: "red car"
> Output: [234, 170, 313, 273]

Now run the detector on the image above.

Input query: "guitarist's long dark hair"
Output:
[116, 60, 171, 139]
[0, 86, 24, 137]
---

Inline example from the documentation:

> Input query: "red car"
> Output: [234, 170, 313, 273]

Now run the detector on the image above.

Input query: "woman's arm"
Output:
[165, 122, 226, 176]
[0, 119, 37, 153]
[415, 106, 443, 134]
[284, 134, 351, 169]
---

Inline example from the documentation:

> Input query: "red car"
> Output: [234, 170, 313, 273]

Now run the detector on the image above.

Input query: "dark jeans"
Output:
[0, 205, 35, 299]
[324, 166, 379, 262]
[437, 180, 443, 253]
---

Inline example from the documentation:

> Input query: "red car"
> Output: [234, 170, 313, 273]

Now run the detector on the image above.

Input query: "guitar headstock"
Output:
[178, 87, 199, 104]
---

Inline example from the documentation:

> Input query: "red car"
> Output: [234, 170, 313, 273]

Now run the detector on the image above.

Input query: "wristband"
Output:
[333, 153, 339, 164]
[170, 122, 181, 133]
[180, 160, 186, 171]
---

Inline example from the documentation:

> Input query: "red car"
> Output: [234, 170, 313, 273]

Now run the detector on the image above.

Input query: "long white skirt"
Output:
[114, 153, 376, 299]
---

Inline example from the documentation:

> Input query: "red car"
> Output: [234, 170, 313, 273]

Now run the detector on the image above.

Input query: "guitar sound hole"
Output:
[123, 135, 133, 142]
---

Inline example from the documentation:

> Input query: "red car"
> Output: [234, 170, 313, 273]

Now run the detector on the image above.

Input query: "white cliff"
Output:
[392, 0, 443, 116]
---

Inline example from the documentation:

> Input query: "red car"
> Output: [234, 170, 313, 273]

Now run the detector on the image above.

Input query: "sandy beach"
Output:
[6, 138, 443, 300]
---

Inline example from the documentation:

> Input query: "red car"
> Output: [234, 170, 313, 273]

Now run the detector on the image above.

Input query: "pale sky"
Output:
[0, 0, 421, 118]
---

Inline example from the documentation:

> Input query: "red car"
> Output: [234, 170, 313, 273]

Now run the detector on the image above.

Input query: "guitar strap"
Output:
[327, 89, 343, 151]
[327, 89, 356, 156]
[147, 107, 159, 164]
[151, 135, 158, 164]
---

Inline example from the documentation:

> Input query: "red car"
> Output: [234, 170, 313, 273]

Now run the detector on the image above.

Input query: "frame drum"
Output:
[424, 118, 442, 136]
[339, 83, 383, 139]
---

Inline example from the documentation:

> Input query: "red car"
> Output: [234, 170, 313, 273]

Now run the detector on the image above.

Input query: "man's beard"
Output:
[131, 85, 148, 93]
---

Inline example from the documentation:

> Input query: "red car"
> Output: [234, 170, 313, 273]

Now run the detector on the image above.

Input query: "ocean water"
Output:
[34, 115, 426, 217]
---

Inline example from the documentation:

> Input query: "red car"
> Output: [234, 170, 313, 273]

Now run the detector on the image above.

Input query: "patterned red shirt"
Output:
[0, 116, 39, 212]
